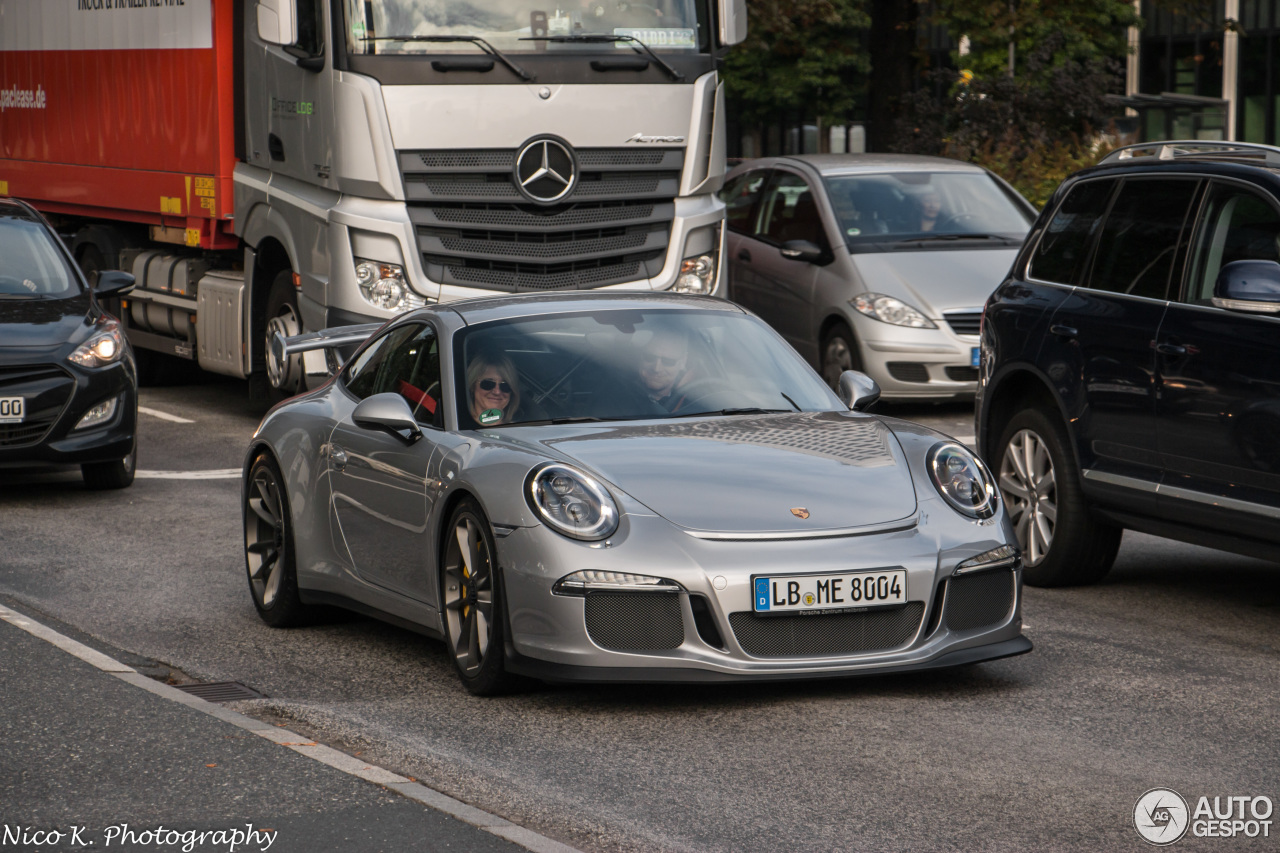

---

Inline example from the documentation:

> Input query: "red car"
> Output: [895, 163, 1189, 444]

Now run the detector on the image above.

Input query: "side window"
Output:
[755, 173, 829, 249]
[720, 170, 768, 235]
[292, 0, 325, 57]
[1028, 179, 1115, 286]
[1087, 178, 1199, 300]
[344, 324, 444, 428]
[1186, 183, 1280, 304]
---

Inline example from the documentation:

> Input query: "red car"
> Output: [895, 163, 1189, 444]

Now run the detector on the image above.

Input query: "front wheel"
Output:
[820, 321, 860, 390]
[995, 408, 1121, 587]
[264, 271, 302, 402]
[82, 438, 137, 490]
[440, 498, 524, 696]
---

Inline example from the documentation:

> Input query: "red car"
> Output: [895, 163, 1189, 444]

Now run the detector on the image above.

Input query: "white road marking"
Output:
[136, 468, 241, 480]
[138, 406, 195, 424]
[0, 603, 584, 853]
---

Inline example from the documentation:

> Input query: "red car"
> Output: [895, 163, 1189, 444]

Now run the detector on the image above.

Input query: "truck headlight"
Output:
[68, 319, 125, 368]
[671, 225, 720, 295]
[526, 463, 619, 541]
[354, 259, 430, 313]
[928, 442, 998, 519]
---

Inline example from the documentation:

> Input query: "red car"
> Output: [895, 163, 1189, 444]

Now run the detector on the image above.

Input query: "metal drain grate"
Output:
[171, 681, 265, 703]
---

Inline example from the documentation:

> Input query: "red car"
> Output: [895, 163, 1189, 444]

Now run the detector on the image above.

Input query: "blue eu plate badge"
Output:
[754, 577, 771, 611]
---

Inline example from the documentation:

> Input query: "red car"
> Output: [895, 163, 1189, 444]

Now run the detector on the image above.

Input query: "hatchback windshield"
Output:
[826, 171, 1032, 247]
[344, 0, 706, 54]
[454, 309, 840, 427]
[0, 212, 80, 299]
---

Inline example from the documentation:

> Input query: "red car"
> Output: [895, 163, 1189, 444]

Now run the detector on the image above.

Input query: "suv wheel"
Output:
[995, 408, 1121, 587]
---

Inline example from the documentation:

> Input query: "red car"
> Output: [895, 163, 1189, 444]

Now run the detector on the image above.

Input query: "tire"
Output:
[81, 437, 137, 490]
[243, 453, 313, 627]
[134, 350, 192, 387]
[264, 271, 302, 402]
[820, 321, 860, 390]
[440, 497, 525, 696]
[994, 408, 1122, 587]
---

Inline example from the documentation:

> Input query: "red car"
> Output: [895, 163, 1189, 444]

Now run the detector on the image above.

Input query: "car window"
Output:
[343, 323, 444, 427]
[1185, 183, 1280, 304]
[1028, 179, 1116, 286]
[0, 212, 81, 298]
[755, 173, 828, 249]
[721, 170, 768, 235]
[1086, 178, 1199, 300]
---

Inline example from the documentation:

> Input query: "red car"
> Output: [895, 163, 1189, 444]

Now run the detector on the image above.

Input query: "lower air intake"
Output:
[728, 603, 924, 658]
[585, 592, 684, 652]
[944, 569, 1015, 631]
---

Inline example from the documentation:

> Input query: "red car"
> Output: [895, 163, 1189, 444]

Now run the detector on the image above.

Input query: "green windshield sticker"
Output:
[479, 408, 504, 424]
[613, 28, 696, 48]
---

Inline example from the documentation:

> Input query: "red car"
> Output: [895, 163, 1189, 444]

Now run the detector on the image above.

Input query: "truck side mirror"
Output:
[717, 0, 747, 46]
[1212, 259, 1280, 314]
[257, 0, 298, 46]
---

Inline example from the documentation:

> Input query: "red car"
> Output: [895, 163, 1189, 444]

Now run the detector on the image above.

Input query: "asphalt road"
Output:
[3, 375, 1278, 852]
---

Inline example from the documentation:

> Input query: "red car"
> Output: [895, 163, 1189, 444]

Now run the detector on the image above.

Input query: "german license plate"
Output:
[970, 347, 981, 367]
[753, 570, 906, 615]
[0, 397, 24, 424]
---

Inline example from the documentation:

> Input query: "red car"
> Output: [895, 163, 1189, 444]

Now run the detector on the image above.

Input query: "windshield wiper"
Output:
[671, 407, 793, 418]
[520, 33, 684, 81]
[894, 234, 1015, 245]
[364, 35, 533, 81]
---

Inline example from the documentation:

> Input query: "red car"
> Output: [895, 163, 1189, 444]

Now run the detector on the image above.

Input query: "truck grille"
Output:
[0, 364, 75, 447]
[401, 147, 682, 292]
[728, 603, 924, 658]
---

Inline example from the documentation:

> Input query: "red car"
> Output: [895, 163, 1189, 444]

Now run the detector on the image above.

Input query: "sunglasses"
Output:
[478, 378, 512, 394]
[641, 353, 684, 368]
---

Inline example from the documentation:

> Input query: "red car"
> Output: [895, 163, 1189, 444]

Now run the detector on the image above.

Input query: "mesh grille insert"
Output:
[945, 366, 979, 382]
[585, 592, 684, 651]
[729, 603, 924, 658]
[945, 570, 1015, 632]
[887, 363, 931, 383]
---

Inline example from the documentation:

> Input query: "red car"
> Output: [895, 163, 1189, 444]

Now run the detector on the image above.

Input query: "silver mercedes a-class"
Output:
[243, 292, 1030, 694]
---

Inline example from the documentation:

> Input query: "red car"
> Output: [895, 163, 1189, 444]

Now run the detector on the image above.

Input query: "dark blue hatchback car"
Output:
[976, 141, 1280, 586]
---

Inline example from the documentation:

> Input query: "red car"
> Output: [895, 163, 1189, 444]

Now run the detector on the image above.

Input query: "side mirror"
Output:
[353, 393, 423, 443]
[94, 271, 135, 298]
[1212, 259, 1280, 314]
[256, 0, 298, 46]
[779, 240, 825, 264]
[717, 0, 747, 46]
[837, 370, 880, 412]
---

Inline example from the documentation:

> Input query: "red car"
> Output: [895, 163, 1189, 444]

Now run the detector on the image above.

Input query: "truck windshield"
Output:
[343, 0, 706, 55]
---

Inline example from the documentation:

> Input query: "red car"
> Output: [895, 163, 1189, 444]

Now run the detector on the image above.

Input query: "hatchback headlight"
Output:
[526, 463, 620, 541]
[927, 442, 997, 519]
[68, 319, 125, 368]
[851, 293, 937, 328]
[354, 259, 430, 313]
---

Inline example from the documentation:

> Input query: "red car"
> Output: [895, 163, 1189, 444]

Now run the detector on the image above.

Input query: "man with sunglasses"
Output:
[636, 327, 693, 412]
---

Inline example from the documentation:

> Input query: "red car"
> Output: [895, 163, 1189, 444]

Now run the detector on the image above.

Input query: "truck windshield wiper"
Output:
[364, 35, 533, 81]
[519, 33, 684, 81]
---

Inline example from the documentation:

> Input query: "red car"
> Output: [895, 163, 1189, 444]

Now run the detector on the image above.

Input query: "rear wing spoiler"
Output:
[267, 323, 383, 389]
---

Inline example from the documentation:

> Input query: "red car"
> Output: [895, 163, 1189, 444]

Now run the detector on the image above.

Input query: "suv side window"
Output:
[343, 324, 443, 426]
[754, 172, 829, 250]
[1087, 178, 1199, 300]
[1185, 182, 1280, 304]
[721, 170, 768, 235]
[1028, 179, 1115, 285]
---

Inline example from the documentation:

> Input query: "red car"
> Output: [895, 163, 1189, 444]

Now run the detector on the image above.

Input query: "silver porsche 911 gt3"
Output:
[243, 292, 1030, 694]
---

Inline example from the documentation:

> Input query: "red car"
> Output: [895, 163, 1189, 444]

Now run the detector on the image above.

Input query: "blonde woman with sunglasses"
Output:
[465, 352, 521, 427]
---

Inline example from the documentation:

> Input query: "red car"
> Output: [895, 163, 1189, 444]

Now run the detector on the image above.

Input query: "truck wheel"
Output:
[994, 408, 1122, 587]
[82, 438, 137, 490]
[265, 271, 302, 400]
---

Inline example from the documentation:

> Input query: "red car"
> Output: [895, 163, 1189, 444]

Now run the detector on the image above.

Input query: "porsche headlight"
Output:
[526, 463, 619, 541]
[68, 319, 125, 368]
[927, 442, 997, 519]
[851, 293, 937, 328]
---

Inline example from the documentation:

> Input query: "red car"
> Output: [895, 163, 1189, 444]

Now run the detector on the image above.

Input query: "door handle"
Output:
[737, 248, 752, 262]
[328, 444, 348, 471]
[1153, 341, 1188, 356]
[1049, 324, 1077, 338]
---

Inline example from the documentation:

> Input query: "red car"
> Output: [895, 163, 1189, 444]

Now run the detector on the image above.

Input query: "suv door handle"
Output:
[737, 248, 752, 262]
[1153, 341, 1188, 356]
[1049, 324, 1077, 338]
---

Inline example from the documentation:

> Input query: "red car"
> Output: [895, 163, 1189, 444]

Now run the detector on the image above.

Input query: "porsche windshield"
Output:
[454, 309, 840, 428]
[344, 0, 706, 54]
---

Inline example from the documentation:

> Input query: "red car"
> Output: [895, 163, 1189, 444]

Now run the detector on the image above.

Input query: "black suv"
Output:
[976, 141, 1280, 586]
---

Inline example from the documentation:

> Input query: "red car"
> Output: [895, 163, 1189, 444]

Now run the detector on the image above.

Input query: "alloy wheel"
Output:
[999, 428, 1057, 566]
[443, 514, 496, 676]
[245, 466, 287, 608]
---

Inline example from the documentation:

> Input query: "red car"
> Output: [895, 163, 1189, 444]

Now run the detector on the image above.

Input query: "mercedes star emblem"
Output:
[514, 136, 577, 204]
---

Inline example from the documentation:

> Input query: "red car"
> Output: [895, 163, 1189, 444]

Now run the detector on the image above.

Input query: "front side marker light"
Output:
[553, 570, 682, 595]
[954, 544, 1019, 575]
